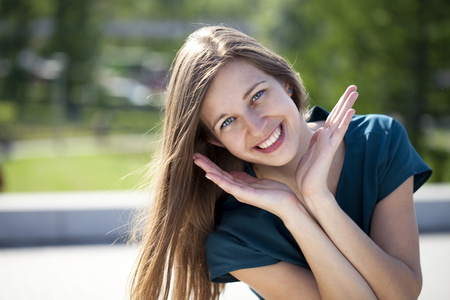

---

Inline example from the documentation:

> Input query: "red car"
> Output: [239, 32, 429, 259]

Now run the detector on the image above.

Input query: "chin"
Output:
[256, 152, 298, 168]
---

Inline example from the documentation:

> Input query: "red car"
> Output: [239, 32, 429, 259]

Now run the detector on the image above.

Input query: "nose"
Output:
[243, 111, 267, 137]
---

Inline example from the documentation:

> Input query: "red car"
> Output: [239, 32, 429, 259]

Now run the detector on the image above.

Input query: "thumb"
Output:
[308, 128, 322, 150]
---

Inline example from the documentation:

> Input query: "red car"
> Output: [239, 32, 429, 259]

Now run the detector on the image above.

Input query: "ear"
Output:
[284, 83, 292, 96]
[207, 136, 225, 148]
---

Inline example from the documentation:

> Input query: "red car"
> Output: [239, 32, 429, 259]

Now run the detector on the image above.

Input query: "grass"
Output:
[2, 153, 152, 193]
[0, 100, 163, 193]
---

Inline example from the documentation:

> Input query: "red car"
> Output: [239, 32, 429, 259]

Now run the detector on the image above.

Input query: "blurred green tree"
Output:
[1, 0, 448, 148]
[256, 0, 450, 149]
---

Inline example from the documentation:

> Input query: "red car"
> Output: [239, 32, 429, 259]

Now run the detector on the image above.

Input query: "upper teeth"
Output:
[258, 126, 281, 149]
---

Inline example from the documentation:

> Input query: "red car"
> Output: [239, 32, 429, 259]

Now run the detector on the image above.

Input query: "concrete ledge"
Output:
[413, 184, 450, 233]
[0, 184, 449, 247]
[0, 191, 147, 247]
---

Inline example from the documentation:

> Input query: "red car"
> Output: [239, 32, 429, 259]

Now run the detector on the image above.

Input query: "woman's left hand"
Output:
[296, 86, 358, 205]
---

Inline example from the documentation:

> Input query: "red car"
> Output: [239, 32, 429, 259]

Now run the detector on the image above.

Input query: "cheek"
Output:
[219, 134, 248, 156]
[283, 97, 300, 111]
[221, 134, 244, 149]
[269, 94, 298, 113]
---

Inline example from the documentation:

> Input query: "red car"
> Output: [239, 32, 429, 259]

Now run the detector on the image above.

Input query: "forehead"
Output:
[209, 60, 267, 90]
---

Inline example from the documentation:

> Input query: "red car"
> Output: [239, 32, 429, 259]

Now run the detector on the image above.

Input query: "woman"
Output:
[130, 25, 432, 299]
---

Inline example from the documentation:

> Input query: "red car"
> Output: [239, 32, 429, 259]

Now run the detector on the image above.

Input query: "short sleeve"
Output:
[377, 118, 432, 201]
[206, 231, 279, 283]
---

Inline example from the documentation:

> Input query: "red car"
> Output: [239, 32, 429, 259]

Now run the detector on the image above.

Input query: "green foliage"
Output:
[253, 0, 450, 154]
[254, 0, 450, 120]
[109, 0, 259, 20]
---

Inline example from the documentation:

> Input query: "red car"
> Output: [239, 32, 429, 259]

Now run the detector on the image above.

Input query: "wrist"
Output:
[282, 200, 314, 230]
[302, 190, 337, 217]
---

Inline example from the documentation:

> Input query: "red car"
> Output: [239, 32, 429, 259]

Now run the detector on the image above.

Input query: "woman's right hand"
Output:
[193, 153, 304, 220]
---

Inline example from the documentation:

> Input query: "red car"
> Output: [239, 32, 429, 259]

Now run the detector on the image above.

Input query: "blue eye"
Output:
[221, 117, 235, 129]
[252, 90, 264, 102]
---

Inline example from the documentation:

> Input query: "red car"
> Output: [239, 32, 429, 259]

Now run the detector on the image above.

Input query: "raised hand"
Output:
[296, 85, 358, 204]
[193, 153, 301, 219]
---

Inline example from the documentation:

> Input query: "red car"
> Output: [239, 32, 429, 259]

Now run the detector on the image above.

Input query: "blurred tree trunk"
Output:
[46, 0, 104, 121]
[407, 0, 428, 148]
[0, 0, 34, 120]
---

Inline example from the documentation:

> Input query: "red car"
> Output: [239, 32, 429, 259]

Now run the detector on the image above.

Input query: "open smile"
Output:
[255, 123, 285, 153]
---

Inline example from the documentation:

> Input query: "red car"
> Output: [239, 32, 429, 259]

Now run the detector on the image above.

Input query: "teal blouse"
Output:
[205, 106, 432, 286]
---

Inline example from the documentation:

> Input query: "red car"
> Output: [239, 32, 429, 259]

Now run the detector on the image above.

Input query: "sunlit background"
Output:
[0, 1, 449, 299]
[0, 0, 449, 193]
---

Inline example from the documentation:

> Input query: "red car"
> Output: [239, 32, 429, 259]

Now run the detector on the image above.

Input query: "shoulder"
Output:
[346, 113, 414, 160]
[307, 105, 401, 138]
[348, 114, 432, 197]
[348, 113, 399, 137]
[348, 113, 418, 171]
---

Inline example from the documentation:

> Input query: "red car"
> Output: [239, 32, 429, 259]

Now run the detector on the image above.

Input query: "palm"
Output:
[194, 154, 298, 218]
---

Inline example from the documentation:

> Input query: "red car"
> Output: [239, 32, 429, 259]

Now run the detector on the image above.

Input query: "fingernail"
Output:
[205, 173, 212, 180]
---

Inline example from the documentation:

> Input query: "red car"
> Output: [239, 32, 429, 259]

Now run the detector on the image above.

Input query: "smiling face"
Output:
[200, 59, 311, 168]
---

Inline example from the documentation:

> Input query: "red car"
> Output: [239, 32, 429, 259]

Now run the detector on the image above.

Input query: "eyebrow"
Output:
[211, 80, 267, 130]
[243, 80, 266, 100]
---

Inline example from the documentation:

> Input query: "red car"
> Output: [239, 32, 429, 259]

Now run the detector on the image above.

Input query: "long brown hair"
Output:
[130, 25, 309, 300]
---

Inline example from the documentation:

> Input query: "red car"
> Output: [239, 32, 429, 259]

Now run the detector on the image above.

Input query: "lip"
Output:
[253, 122, 285, 154]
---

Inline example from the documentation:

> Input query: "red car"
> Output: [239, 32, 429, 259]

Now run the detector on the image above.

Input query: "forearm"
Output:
[283, 202, 376, 300]
[306, 192, 421, 299]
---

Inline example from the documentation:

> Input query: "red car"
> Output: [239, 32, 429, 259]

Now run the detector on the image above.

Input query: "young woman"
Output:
[130, 26, 432, 299]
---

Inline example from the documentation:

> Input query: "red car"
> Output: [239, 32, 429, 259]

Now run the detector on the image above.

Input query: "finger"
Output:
[326, 91, 358, 135]
[204, 171, 236, 194]
[330, 108, 355, 142]
[325, 85, 357, 127]
[204, 171, 258, 202]
[313, 108, 355, 159]
[308, 128, 322, 150]
[326, 85, 354, 124]
[331, 91, 358, 128]
[327, 87, 356, 126]
[193, 153, 235, 180]
[193, 153, 216, 173]
[193, 153, 222, 173]
[194, 153, 262, 191]
[193, 152, 213, 164]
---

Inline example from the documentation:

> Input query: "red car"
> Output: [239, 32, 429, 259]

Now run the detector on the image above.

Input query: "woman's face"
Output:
[200, 60, 310, 167]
